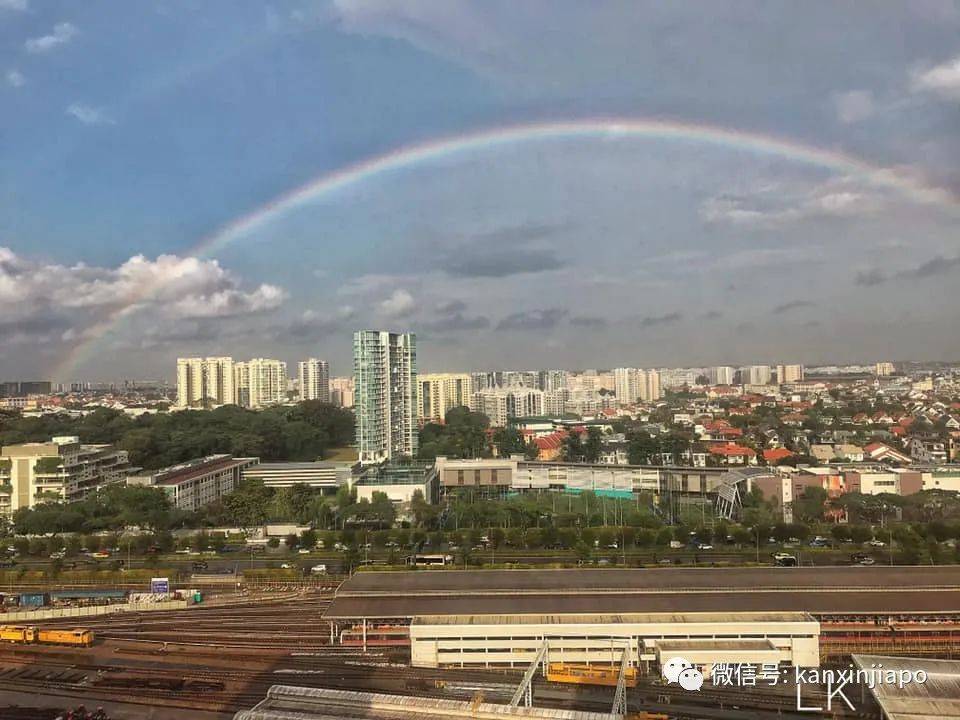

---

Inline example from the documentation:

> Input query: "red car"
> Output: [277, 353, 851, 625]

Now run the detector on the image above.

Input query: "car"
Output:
[191, 561, 208, 571]
[385, 541, 399, 548]
[658, 558, 673, 565]
[175, 548, 192, 554]
[857, 557, 876, 566]
[0, 560, 16, 568]
[310, 564, 327, 575]
[773, 552, 797, 567]
[280, 562, 294, 569]
[867, 539, 886, 547]
[92, 551, 110, 559]
[298, 548, 312, 554]
[606, 543, 619, 549]
[49, 551, 65, 559]
[696, 543, 714, 550]
[333, 542, 347, 551]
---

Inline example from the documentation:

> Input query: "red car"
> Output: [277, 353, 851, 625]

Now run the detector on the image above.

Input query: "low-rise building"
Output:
[127, 454, 258, 511]
[243, 461, 353, 491]
[0, 436, 131, 517]
[351, 463, 437, 505]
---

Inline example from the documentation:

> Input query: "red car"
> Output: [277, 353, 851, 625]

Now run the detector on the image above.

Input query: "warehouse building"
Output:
[326, 567, 960, 676]
[410, 611, 819, 670]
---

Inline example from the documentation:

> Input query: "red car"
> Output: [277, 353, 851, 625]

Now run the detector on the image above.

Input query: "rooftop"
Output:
[412, 612, 815, 626]
[853, 654, 960, 720]
[325, 567, 960, 619]
[235, 686, 617, 720]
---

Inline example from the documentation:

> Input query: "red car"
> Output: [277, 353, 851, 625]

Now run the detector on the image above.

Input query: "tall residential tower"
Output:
[298, 358, 330, 402]
[353, 331, 418, 464]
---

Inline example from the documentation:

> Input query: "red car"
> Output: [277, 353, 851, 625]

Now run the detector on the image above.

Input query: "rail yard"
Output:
[2, 566, 960, 719]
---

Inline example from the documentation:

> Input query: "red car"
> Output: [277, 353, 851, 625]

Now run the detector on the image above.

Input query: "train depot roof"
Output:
[324, 567, 960, 619]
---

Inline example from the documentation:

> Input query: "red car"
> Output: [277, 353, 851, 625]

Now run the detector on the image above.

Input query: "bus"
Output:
[406, 554, 454, 567]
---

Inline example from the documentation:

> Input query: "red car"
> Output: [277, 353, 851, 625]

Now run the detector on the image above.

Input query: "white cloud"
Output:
[834, 90, 875, 124]
[0, 0, 28, 11]
[6, 70, 25, 88]
[378, 288, 416, 318]
[25, 22, 78, 54]
[913, 55, 960, 100]
[66, 103, 115, 126]
[0, 247, 288, 341]
[700, 176, 888, 228]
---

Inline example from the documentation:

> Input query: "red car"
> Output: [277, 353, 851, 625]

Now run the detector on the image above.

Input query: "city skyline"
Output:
[2, 2, 959, 379]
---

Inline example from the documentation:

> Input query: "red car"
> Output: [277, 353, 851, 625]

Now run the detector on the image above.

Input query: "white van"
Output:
[310, 564, 327, 575]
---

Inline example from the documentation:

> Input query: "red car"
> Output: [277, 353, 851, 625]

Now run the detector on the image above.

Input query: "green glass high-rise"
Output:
[353, 331, 418, 464]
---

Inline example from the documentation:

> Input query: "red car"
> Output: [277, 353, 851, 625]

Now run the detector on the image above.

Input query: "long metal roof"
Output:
[234, 685, 618, 720]
[325, 567, 960, 619]
[412, 612, 816, 626]
[853, 655, 960, 720]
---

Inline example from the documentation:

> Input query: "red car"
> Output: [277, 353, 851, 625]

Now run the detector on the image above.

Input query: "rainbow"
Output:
[54, 117, 956, 379]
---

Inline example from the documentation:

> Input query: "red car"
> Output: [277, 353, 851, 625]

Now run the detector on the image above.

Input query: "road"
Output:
[7, 543, 895, 577]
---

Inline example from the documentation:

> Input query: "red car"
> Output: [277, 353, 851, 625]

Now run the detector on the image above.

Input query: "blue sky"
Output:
[1, 1, 959, 381]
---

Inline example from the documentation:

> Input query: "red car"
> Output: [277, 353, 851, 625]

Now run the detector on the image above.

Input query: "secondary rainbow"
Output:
[54, 117, 956, 379]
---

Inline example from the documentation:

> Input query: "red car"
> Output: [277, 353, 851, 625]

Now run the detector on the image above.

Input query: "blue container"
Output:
[19, 592, 49, 607]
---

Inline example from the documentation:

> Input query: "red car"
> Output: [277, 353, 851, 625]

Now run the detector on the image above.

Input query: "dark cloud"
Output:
[569, 315, 607, 327]
[855, 269, 888, 287]
[772, 300, 816, 314]
[436, 299, 467, 314]
[856, 255, 960, 287]
[419, 313, 491, 332]
[279, 311, 347, 341]
[0, 315, 71, 337]
[638, 312, 683, 328]
[497, 308, 569, 331]
[437, 222, 568, 278]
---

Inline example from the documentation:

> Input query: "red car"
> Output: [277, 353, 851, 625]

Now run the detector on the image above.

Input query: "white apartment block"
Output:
[298, 358, 330, 402]
[614, 367, 642, 404]
[330, 377, 355, 408]
[473, 388, 544, 427]
[0, 436, 130, 517]
[709, 366, 736, 385]
[875, 362, 896, 376]
[237, 358, 288, 409]
[176, 356, 237, 408]
[354, 330, 418, 464]
[543, 389, 567, 416]
[419, 373, 473, 423]
[777, 364, 804, 384]
[614, 368, 661, 403]
[745, 365, 773, 385]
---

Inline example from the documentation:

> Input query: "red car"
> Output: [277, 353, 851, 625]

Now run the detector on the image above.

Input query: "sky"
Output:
[1, 0, 959, 382]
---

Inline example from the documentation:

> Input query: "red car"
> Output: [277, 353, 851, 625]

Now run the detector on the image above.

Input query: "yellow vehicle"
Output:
[0, 625, 38, 643]
[37, 628, 95, 647]
[547, 662, 639, 688]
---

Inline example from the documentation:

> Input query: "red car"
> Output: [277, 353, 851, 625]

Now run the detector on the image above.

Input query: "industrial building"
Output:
[409, 612, 819, 670]
[325, 567, 960, 677]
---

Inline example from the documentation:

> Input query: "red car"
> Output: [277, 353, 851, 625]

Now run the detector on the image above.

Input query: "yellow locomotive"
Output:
[0, 625, 94, 647]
